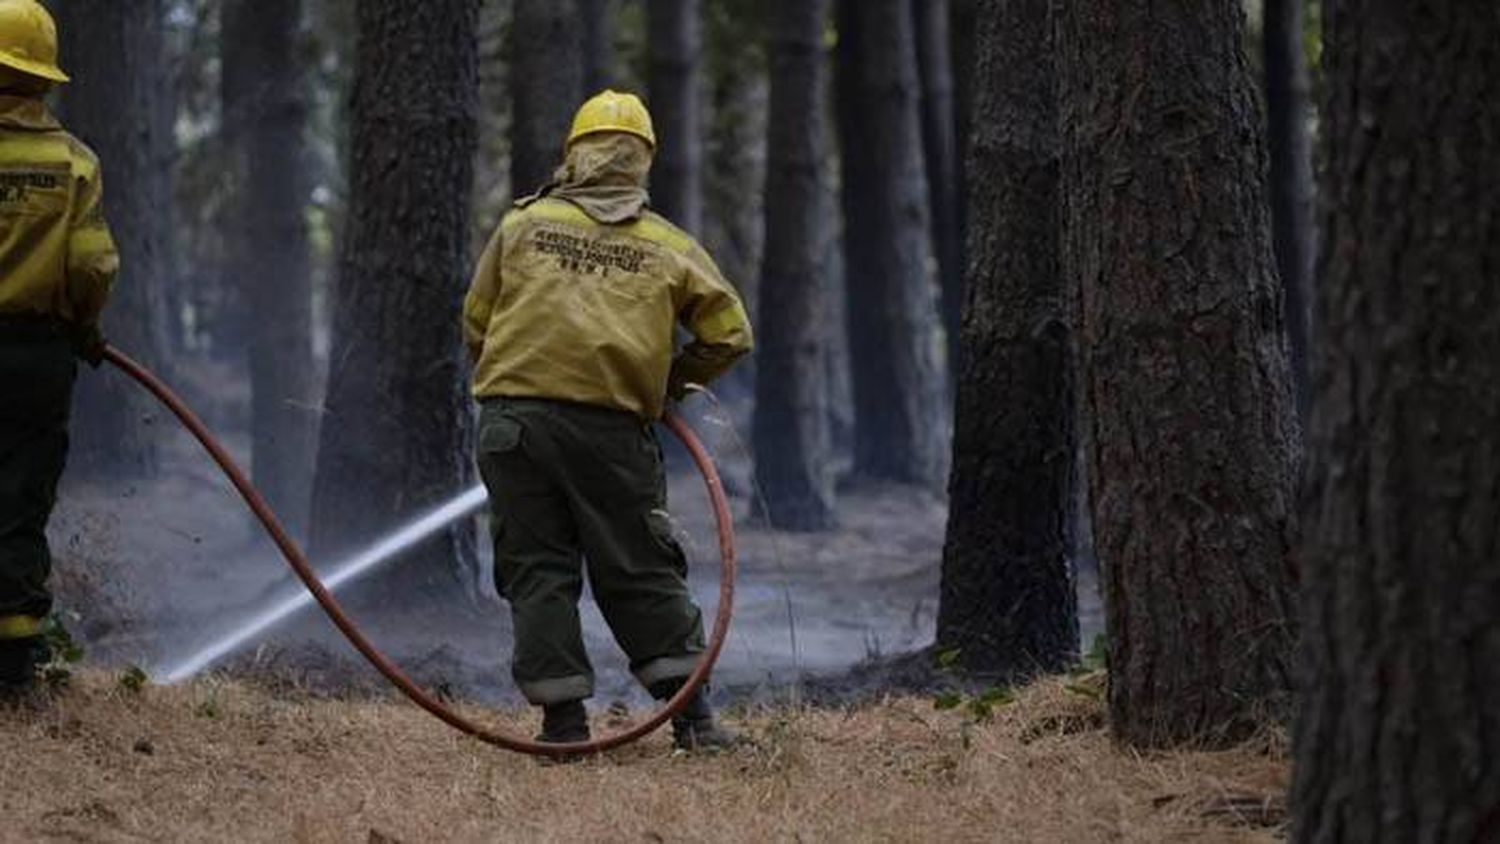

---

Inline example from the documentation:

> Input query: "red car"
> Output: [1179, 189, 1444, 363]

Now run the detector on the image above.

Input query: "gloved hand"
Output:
[71, 323, 107, 368]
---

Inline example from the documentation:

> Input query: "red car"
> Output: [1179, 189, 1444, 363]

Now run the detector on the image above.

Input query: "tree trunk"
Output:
[1057, 0, 1300, 747]
[1263, 0, 1315, 420]
[308, 0, 479, 603]
[751, 0, 835, 533]
[937, 0, 1076, 677]
[1291, 4, 1500, 840]
[222, 0, 318, 538]
[912, 0, 963, 383]
[835, 0, 948, 489]
[580, 0, 615, 94]
[511, 0, 583, 197]
[56, 0, 175, 478]
[702, 0, 769, 406]
[646, 0, 704, 233]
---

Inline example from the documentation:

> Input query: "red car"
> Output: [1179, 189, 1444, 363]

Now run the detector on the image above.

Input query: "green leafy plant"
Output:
[118, 665, 149, 695]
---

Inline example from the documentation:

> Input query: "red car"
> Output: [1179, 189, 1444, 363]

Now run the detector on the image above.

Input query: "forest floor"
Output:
[46, 391, 1104, 706]
[0, 673, 1287, 843]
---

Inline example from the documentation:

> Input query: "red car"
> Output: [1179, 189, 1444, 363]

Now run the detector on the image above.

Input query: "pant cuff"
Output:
[0, 615, 43, 640]
[517, 673, 593, 705]
[633, 654, 703, 688]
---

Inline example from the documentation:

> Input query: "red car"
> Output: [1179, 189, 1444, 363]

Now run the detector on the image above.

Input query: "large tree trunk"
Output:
[56, 0, 175, 478]
[1057, 0, 1300, 747]
[580, 0, 615, 94]
[511, 0, 583, 197]
[835, 0, 948, 489]
[751, 0, 836, 533]
[308, 0, 479, 603]
[646, 0, 704, 233]
[937, 0, 1076, 677]
[912, 0, 963, 383]
[222, 0, 318, 538]
[1263, 0, 1315, 419]
[1290, 4, 1500, 840]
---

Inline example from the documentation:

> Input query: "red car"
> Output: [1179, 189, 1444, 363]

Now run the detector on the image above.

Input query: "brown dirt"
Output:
[1, 673, 1287, 842]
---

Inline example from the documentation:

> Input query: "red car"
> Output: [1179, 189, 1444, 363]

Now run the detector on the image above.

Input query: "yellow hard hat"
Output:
[0, 0, 67, 84]
[567, 90, 656, 150]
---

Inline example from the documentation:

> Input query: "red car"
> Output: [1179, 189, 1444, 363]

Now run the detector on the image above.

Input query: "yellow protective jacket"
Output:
[0, 95, 118, 329]
[464, 135, 752, 421]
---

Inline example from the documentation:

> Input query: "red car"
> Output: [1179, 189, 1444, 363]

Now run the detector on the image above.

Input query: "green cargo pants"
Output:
[476, 397, 705, 704]
[0, 324, 76, 635]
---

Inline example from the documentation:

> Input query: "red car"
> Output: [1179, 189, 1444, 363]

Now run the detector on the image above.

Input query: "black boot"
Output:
[649, 679, 741, 752]
[536, 699, 590, 744]
[0, 637, 40, 703]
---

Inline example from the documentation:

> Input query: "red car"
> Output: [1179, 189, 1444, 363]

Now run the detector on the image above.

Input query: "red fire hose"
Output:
[104, 345, 736, 758]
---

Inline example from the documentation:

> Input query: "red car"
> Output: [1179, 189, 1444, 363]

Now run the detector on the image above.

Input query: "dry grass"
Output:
[0, 673, 1287, 843]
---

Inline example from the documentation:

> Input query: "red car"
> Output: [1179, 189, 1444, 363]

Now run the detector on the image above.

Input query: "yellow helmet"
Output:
[0, 0, 67, 84]
[567, 90, 656, 150]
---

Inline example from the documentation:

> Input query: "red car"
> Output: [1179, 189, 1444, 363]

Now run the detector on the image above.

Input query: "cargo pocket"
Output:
[645, 508, 688, 578]
[477, 413, 524, 601]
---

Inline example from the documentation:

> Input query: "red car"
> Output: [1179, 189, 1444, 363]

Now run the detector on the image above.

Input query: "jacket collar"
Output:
[0, 95, 61, 132]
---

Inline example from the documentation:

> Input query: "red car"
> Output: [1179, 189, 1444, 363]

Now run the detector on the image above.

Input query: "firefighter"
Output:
[0, 0, 119, 702]
[464, 90, 752, 750]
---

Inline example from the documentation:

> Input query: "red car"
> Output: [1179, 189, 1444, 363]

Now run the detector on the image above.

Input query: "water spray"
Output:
[104, 345, 737, 758]
[159, 484, 489, 683]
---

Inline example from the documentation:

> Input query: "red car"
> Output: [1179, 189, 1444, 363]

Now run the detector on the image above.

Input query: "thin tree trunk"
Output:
[580, 0, 615, 94]
[937, 0, 1076, 677]
[57, 0, 175, 478]
[835, 0, 948, 489]
[1264, 0, 1314, 420]
[1057, 0, 1300, 747]
[309, 0, 479, 603]
[511, 0, 582, 197]
[646, 0, 704, 233]
[1291, 3, 1500, 840]
[751, 0, 835, 533]
[913, 0, 962, 382]
[222, 0, 318, 538]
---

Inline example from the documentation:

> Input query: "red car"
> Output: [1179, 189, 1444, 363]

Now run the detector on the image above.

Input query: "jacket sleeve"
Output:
[66, 155, 120, 329]
[668, 240, 753, 396]
[463, 221, 506, 363]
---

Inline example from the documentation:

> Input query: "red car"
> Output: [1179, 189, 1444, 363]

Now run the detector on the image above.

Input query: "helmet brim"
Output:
[0, 53, 67, 83]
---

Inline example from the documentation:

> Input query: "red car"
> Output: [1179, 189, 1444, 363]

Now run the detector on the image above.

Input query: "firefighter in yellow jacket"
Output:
[0, 0, 120, 701]
[464, 91, 752, 749]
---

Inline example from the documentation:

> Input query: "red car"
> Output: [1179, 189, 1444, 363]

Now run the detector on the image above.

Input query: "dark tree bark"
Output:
[511, 0, 583, 197]
[751, 0, 835, 532]
[1264, 0, 1315, 419]
[1291, 4, 1500, 840]
[222, 0, 318, 538]
[580, 0, 615, 94]
[647, 0, 704, 233]
[835, 0, 948, 488]
[309, 0, 479, 602]
[912, 0, 963, 381]
[56, 0, 175, 477]
[1057, 0, 1301, 746]
[937, 0, 1076, 677]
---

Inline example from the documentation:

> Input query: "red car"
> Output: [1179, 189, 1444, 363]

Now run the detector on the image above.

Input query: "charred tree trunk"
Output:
[511, 0, 583, 197]
[580, 0, 615, 94]
[309, 0, 479, 603]
[57, 0, 175, 477]
[646, 0, 704, 233]
[1291, 3, 1500, 840]
[1057, 0, 1300, 747]
[1264, 0, 1315, 419]
[222, 0, 318, 538]
[937, 0, 1076, 677]
[913, 0, 963, 382]
[835, 0, 948, 489]
[751, 0, 835, 532]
